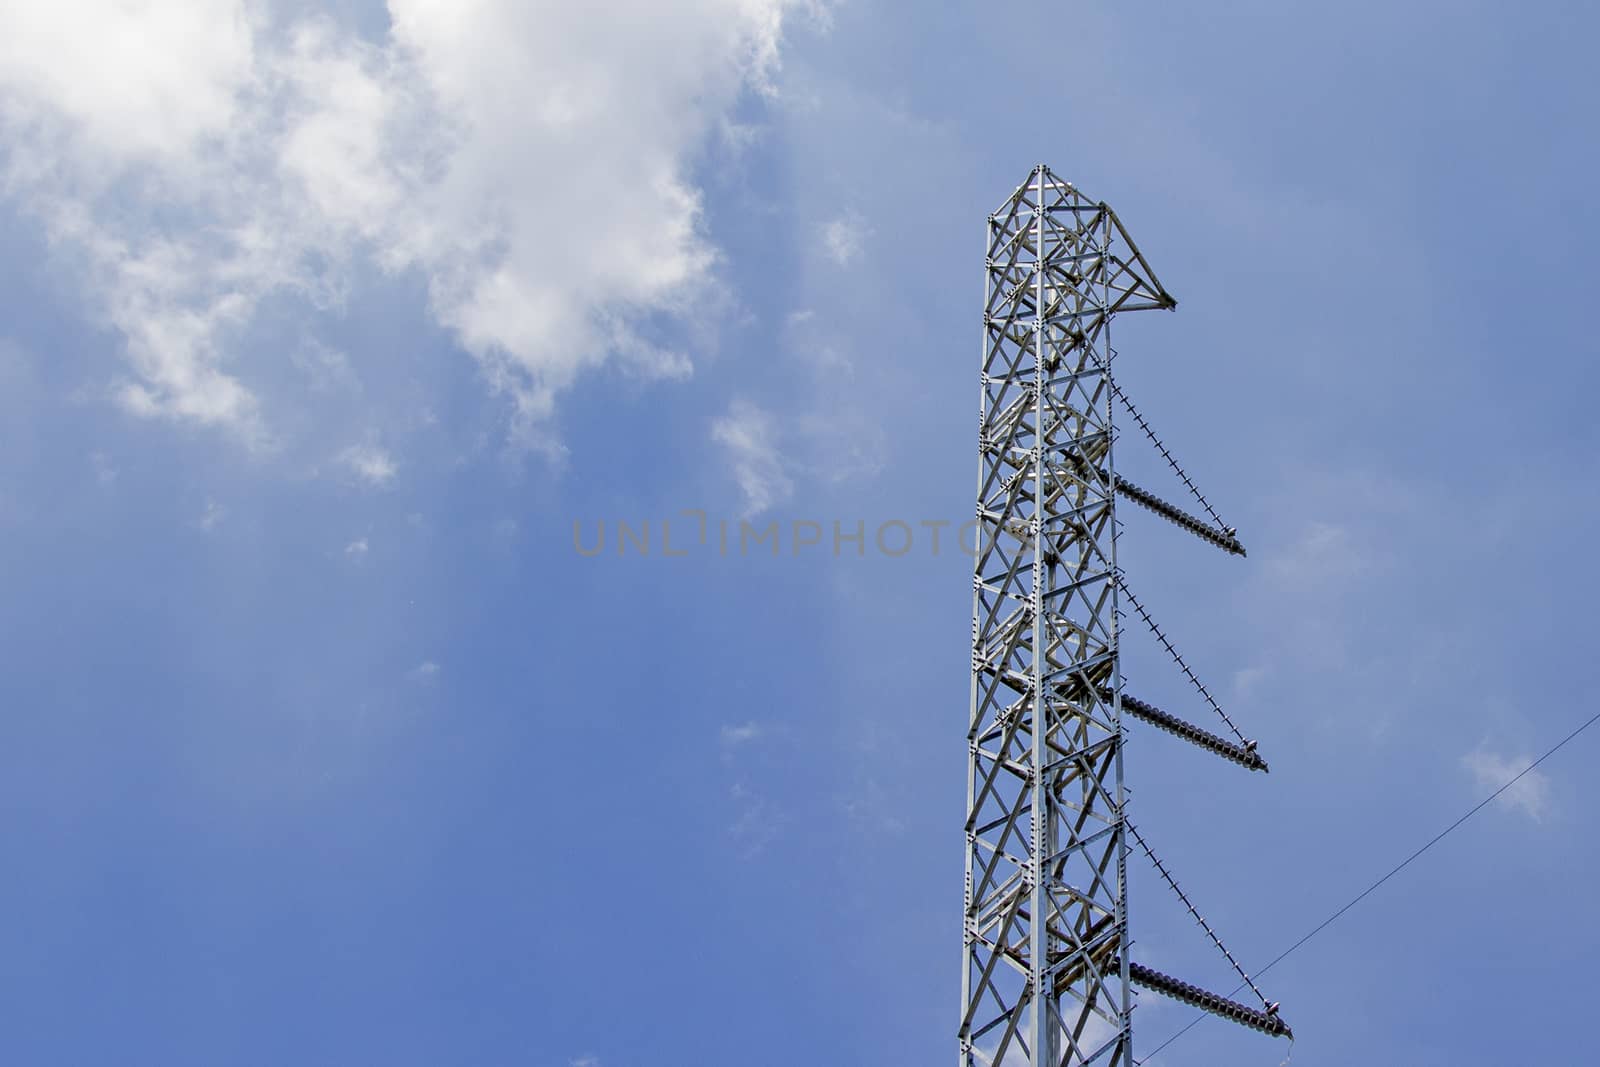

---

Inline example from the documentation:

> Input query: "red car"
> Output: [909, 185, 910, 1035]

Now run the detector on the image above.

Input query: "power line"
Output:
[1139, 704, 1600, 1064]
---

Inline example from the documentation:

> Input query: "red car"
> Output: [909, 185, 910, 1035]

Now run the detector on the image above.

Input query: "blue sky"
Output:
[2, 2, 1598, 1065]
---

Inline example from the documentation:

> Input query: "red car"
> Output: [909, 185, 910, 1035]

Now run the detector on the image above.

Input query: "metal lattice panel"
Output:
[962, 166, 1174, 1067]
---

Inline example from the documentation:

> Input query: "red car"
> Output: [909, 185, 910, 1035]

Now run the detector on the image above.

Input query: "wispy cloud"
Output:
[343, 537, 369, 558]
[339, 444, 397, 488]
[718, 719, 784, 855]
[711, 399, 793, 516]
[291, 339, 360, 395]
[89, 451, 117, 486]
[726, 781, 776, 856]
[198, 498, 226, 532]
[820, 214, 868, 266]
[1462, 748, 1551, 822]
[1233, 665, 1267, 698]
[720, 721, 764, 748]
[1263, 520, 1367, 592]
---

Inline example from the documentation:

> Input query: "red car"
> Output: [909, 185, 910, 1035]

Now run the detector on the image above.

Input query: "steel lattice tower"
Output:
[961, 166, 1291, 1066]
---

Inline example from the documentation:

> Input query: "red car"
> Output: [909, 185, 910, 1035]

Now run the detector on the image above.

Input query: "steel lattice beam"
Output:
[962, 166, 1174, 1067]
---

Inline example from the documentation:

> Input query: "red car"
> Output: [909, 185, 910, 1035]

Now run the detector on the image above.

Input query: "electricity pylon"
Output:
[961, 165, 1290, 1066]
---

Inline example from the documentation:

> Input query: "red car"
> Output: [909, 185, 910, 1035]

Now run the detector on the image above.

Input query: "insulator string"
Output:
[1116, 573, 1252, 747]
[1127, 819, 1270, 1008]
[1109, 375, 1234, 535]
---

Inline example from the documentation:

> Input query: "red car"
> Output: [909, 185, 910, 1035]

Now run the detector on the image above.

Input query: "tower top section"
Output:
[987, 165, 1177, 318]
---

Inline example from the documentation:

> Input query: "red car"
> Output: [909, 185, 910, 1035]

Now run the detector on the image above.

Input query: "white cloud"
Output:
[198, 498, 227, 532]
[570, 1057, 601, 1067]
[0, 3, 254, 166]
[1462, 748, 1551, 822]
[820, 214, 867, 265]
[0, 1, 817, 448]
[720, 720, 764, 749]
[343, 537, 369, 557]
[408, 660, 439, 682]
[711, 398, 792, 516]
[339, 443, 397, 487]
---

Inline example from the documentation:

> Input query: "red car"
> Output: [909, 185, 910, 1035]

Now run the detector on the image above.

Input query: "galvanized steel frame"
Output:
[962, 165, 1174, 1067]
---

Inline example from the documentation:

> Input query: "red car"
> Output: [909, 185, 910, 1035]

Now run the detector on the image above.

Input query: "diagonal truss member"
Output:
[962, 166, 1287, 1067]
